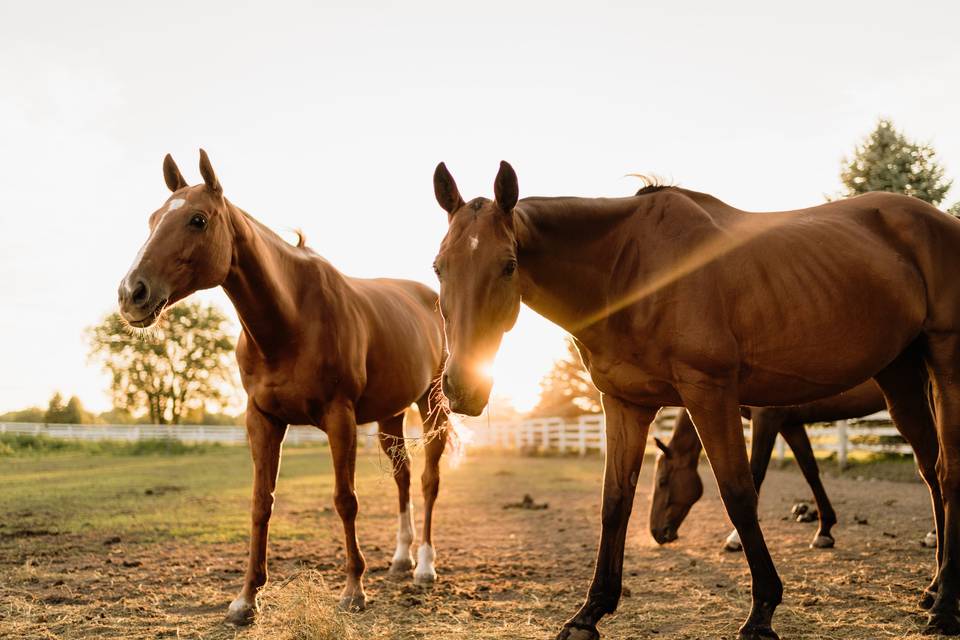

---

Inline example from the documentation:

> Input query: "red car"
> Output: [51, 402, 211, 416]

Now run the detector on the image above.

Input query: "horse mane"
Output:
[630, 174, 675, 196]
[294, 229, 307, 248]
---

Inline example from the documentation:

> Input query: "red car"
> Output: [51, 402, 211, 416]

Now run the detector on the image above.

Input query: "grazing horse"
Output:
[117, 151, 449, 624]
[649, 380, 940, 554]
[429, 161, 956, 639]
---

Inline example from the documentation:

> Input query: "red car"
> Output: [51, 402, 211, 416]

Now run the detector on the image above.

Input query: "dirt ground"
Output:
[0, 446, 946, 639]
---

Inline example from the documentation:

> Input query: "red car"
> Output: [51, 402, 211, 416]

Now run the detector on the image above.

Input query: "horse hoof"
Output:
[919, 590, 937, 610]
[924, 612, 960, 635]
[225, 598, 257, 626]
[724, 540, 743, 552]
[389, 556, 415, 576]
[810, 535, 835, 549]
[337, 594, 366, 613]
[413, 570, 437, 586]
[556, 623, 600, 640]
[738, 624, 780, 640]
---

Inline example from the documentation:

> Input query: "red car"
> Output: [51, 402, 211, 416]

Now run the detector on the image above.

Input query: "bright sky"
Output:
[1, 1, 958, 415]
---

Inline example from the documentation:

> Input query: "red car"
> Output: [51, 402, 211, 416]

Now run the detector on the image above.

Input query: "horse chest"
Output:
[584, 352, 681, 406]
[239, 353, 355, 426]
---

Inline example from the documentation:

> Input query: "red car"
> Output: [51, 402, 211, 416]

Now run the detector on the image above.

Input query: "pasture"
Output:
[0, 441, 941, 639]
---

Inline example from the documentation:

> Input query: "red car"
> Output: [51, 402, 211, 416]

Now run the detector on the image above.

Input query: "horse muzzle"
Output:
[118, 277, 168, 328]
[651, 524, 679, 545]
[441, 366, 492, 417]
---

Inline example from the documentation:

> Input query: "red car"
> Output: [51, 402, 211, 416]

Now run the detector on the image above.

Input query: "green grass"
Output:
[0, 444, 345, 544]
[0, 432, 225, 457]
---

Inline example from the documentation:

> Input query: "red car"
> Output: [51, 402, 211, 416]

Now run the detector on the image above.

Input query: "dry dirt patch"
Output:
[0, 448, 944, 639]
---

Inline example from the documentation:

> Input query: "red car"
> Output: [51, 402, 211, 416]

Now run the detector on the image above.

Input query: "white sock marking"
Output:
[414, 543, 436, 582]
[725, 529, 742, 549]
[392, 502, 415, 565]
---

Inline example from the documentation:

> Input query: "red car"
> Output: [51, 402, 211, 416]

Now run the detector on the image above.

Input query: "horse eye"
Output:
[189, 214, 207, 230]
[502, 260, 517, 277]
[432, 263, 442, 278]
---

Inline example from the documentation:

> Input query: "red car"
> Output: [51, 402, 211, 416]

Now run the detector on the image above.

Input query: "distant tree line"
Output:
[0, 390, 243, 425]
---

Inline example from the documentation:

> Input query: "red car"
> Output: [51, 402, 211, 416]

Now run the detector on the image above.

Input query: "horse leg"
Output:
[326, 401, 367, 611]
[414, 394, 447, 585]
[925, 332, 960, 635]
[378, 413, 415, 576]
[682, 382, 782, 640]
[874, 349, 945, 611]
[226, 406, 287, 625]
[778, 421, 837, 549]
[557, 395, 657, 640]
[724, 411, 779, 553]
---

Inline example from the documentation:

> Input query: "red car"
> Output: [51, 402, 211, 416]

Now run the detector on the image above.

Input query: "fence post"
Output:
[837, 419, 848, 469]
[775, 434, 786, 465]
[578, 417, 587, 456]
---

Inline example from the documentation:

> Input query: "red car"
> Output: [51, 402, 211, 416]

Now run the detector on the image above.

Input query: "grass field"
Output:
[0, 439, 947, 639]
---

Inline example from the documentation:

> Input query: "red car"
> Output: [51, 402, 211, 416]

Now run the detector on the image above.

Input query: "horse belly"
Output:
[354, 321, 442, 424]
[736, 288, 922, 406]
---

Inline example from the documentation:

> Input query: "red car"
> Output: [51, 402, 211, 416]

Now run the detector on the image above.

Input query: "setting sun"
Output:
[482, 308, 568, 415]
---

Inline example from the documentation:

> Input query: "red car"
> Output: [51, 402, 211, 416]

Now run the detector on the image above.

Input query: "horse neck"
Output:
[514, 196, 646, 333]
[668, 411, 704, 465]
[221, 203, 333, 357]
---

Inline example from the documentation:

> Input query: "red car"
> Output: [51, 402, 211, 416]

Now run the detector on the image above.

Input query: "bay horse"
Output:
[649, 380, 939, 554]
[430, 161, 956, 639]
[117, 150, 449, 625]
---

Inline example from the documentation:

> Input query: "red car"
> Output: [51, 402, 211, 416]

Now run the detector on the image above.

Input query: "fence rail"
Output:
[1, 409, 909, 465]
[0, 422, 331, 446]
[469, 409, 910, 465]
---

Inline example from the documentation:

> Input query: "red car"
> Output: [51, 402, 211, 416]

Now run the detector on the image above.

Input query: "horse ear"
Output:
[434, 162, 464, 216]
[198, 148, 222, 195]
[494, 160, 518, 213]
[653, 437, 672, 459]
[163, 154, 188, 192]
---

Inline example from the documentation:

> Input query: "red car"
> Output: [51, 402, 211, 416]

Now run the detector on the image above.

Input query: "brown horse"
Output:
[430, 161, 956, 639]
[118, 151, 449, 624]
[649, 381, 938, 554]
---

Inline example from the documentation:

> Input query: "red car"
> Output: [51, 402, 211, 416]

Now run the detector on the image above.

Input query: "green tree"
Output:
[87, 302, 238, 425]
[949, 202, 960, 218]
[528, 338, 601, 418]
[43, 392, 88, 423]
[840, 119, 952, 206]
[0, 406, 45, 423]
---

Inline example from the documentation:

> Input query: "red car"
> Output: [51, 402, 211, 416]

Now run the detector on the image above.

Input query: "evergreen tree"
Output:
[840, 119, 952, 206]
[528, 338, 601, 417]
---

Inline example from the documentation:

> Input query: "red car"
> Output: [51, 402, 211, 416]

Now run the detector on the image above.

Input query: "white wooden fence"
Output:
[468, 409, 911, 465]
[0, 422, 331, 446]
[1, 409, 910, 465]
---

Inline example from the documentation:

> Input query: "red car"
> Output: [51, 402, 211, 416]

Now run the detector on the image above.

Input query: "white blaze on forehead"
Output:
[469, 235, 479, 251]
[122, 199, 182, 292]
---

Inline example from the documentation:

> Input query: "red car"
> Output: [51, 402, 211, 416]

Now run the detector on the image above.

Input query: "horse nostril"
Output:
[131, 280, 150, 307]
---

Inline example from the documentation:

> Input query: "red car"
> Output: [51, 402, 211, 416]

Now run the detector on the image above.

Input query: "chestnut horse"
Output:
[650, 380, 940, 556]
[430, 161, 958, 639]
[118, 151, 449, 624]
